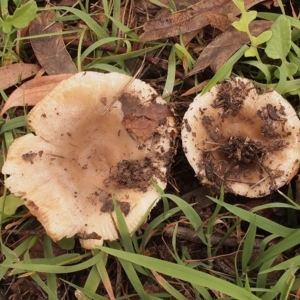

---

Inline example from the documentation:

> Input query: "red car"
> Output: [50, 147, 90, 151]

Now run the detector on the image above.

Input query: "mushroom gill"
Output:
[2, 72, 176, 249]
[181, 77, 300, 197]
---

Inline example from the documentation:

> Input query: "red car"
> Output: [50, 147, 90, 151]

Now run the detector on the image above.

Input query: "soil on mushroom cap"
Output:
[220, 136, 266, 164]
[108, 157, 161, 192]
[201, 138, 282, 195]
[212, 77, 251, 116]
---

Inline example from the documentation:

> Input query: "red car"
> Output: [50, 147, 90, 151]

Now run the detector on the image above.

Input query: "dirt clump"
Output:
[212, 77, 249, 116]
[108, 157, 158, 192]
[220, 136, 266, 164]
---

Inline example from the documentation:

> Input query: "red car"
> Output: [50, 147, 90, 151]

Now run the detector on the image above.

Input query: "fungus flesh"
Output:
[2, 72, 176, 249]
[182, 77, 300, 197]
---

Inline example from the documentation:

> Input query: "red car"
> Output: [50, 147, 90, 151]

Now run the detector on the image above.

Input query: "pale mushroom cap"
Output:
[182, 77, 300, 197]
[2, 72, 176, 249]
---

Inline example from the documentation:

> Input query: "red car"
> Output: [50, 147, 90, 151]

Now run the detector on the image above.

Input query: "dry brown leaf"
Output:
[186, 20, 272, 76]
[260, 0, 273, 8]
[29, 11, 77, 75]
[0, 63, 41, 90]
[206, 12, 236, 32]
[260, 0, 281, 8]
[0, 74, 72, 116]
[181, 79, 209, 96]
[121, 97, 170, 139]
[140, 0, 264, 41]
[56, 0, 78, 5]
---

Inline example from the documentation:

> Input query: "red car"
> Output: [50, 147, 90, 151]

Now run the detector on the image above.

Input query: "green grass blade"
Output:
[261, 267, 297, 300]
[201, 44, 248, 94]
[256, 255, 278, 297]
[2, 250, 103, 273]
[162, 194, 205, 242]
[240, 61, 272, 83]
[111, 0, 120, 37]
[174, 43, 195, 72]
[100, 247, 261, 300]
[107, 15, 139, 40]
[80, 37, 124, 62]
[61, 279, 108, 300]
[0, 115, 26, 134]
[109, 244, 152, 299]
[31, 272, 58, 300]
[42, 6, 109, 39]
[86, 44, 163, 65]
[242, 219, 257, 272]
[113, 195, 132, 253]
[249, 229, 300, 270]
[94, 250, 115, 300]
[152, 270, 189, 300]
[84, 63, 130, 74]
[0, 236, 38, 279]
[141, 206, 181, 251]
[3, 130, 15, 149]
[208, 197, 296, 237]
[259, 255, 300, 274]
[22, 247, 58, 299]
[44, 235, 57, 299]
[258, 12, 300, 31]
[83, 264, 101, 292]
[163, 45, 176, 102]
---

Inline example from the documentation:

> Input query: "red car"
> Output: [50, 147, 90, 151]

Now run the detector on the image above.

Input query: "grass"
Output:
[1, 0, 300, 299]
[2, 190, 300, 299]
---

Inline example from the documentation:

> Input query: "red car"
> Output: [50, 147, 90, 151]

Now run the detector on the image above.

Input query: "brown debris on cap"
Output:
[182, 77, 300, 198]
[2, 71, 176, 249]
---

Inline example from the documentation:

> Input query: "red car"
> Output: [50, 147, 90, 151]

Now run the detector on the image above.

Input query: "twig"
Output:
[164, 226, 263, 249]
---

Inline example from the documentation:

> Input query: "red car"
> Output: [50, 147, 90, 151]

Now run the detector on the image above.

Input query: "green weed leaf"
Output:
[252, 31, 272, 46]
[282, 60, 298, 77]
[0, 194, 23, 221]
[57, 237, 75, 250]
[232, 3, 256, 33]
[265, 15, 291, 59]
[232, 19, 248, 32]
[245, 46, 257, 57]
[0, 17, 12, 33]
[0, 1, 37, 33]
[232, 0, 246, 11]
[232, 10, 256, 32]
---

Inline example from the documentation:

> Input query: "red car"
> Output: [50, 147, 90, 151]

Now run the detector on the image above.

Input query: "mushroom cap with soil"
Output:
[182, 77, 300, 198]
[2, 71, 176, 249]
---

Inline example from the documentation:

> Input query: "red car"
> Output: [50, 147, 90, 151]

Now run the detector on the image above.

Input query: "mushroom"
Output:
[2, 71, 176, 249]
[181, 77, 300, 197]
